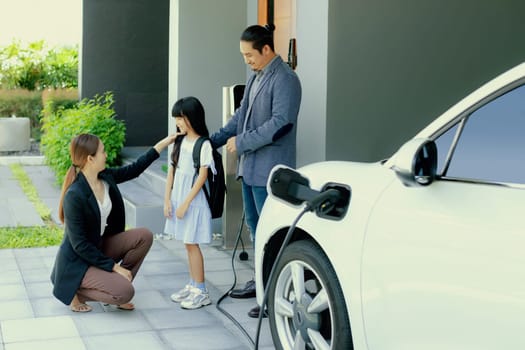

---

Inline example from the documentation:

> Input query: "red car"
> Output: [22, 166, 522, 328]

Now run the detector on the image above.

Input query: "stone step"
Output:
[118, 180, 165, 234]
[121, 147, 168, 198]
[119, 147, 169, 234]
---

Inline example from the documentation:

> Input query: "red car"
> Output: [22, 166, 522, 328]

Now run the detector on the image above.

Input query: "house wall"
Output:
[169, 0, 247, 137]
[81, 0, 170, 146]
[295, 0, 329, 167]
[326, 0, 525, 162]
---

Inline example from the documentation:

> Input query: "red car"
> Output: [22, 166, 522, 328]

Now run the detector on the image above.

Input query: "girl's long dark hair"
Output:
[170, 96, 209, 168]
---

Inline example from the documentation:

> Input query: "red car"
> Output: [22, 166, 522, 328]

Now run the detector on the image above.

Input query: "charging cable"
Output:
[253, 188, 343, 349]
[215, 211, 256, 347]
[253, 205, 309, 349]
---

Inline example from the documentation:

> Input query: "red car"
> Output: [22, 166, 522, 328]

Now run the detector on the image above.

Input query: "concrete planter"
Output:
[0, 117, 30, 151]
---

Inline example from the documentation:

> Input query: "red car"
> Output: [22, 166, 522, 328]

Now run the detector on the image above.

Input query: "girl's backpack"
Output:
[192, 137, 227, 218]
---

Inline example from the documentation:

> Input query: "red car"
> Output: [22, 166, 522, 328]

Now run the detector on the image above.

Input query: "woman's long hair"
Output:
[170, 97, 209, 168]
[58, 134, 100, 223]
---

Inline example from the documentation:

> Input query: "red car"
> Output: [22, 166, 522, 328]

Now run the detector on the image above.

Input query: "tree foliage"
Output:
[0, 40, 78, 91]
[41, 92, 126, 183]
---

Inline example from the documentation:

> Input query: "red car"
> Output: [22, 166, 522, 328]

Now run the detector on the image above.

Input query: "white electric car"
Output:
[255, 62, 525, 350]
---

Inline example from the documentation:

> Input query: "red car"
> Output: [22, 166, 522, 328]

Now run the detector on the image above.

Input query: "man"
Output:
[210, 24, 302, 318]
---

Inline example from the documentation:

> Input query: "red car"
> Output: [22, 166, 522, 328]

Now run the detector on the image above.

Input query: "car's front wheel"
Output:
[267, 240, 352, 350]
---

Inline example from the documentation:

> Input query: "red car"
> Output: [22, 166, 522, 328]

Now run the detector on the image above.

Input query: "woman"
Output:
[50, 133, 176, 312]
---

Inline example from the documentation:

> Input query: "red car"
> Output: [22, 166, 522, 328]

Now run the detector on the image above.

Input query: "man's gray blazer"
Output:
[211, 55, 302, 187]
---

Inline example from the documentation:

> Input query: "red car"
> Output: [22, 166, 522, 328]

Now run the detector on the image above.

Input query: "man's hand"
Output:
[226, 136, 237, 153]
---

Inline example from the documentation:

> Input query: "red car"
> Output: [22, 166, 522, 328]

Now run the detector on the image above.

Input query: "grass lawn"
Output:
[0, 164, 63, 248]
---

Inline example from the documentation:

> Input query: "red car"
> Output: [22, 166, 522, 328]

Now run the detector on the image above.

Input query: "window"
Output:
[439, 84, 525, 184]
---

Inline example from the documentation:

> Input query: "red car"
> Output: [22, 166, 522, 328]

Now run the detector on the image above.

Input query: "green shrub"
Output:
[41, 46, 78, 89]
[41, 92, 126, 184]
[0, 89, 42, 117]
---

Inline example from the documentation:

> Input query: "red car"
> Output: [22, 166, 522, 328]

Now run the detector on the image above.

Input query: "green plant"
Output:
[41, 46, 78, 89]
[0, 164, 62, 249]
[0, 89, 42, 117]
[0, 40, 78, 91]
[0, 226, 63, 249]
[41, 92, 126, 183]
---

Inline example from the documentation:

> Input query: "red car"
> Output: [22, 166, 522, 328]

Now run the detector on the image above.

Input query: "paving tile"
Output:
[126, 290, 172, 310]
[206, 269, 254, 289]
[140, 260, 187, 276]
[143, 273, 187, 291]
[0, 270, 23, 285]
[233, 320, 274, 348]
[83, 331, 165, 350]
[5, 337, 85, 350]
[1, 315, 79, 343]
[129, 274, 154, 291]
[0, 256, 18, 272]
[20, 246, 58, 258]
[142, 306, 220, 330]
[203, 255, 254, 272]
[160, 326, 247, 350]
[0, 182, 25, 197]
[30, 297, 103, 318]
[144, 241, 176, 259]
[0, 201, 16, 227]
[0, 300, 34, 321]
[0, 249, 14, 259]
[25, 281, 53, 299]
[7, 198, 44, 227]
[19, 268, 50, 283]
[72, 311, 153, 336]
[0, 284, 27, 301]
[213, 298, 274, 348]
[14, 256, 45, 270]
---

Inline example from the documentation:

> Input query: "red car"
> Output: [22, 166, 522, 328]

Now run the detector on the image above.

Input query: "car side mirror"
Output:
[390, 138, 437, 187]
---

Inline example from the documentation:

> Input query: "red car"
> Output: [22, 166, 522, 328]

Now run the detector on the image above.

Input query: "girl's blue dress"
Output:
[164, 137, 215, 244]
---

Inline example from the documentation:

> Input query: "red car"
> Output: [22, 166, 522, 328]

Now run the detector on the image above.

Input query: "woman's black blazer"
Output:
[50, 148, 159, 305]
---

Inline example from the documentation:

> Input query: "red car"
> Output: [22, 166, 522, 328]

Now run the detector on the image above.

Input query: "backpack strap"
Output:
[192, 136, 206, 171]
[192, 136, 210, 201]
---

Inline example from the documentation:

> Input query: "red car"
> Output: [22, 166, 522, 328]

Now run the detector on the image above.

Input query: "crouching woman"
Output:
[50, 133, 175, 312]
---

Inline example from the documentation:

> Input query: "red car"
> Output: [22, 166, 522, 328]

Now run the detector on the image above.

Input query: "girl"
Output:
[163, 96, 215, 309]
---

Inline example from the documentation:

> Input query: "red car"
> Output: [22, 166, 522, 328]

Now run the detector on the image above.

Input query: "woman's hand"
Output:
[164, 200, 172, 218]
[154, 134, 177, 153]
[113, 264, 132, 282]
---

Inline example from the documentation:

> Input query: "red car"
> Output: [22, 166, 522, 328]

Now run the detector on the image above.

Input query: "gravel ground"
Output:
[0, 140, 42, 157]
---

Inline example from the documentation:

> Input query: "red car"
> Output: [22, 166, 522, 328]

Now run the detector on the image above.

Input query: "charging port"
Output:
[316, 183, 351, 220]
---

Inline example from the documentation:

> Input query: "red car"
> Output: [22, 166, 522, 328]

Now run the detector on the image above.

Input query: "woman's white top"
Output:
[97, 180, 112, 236]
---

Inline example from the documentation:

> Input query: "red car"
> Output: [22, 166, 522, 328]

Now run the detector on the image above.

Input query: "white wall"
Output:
[295, 0, 329, 166]
[168, 0, 247, 138]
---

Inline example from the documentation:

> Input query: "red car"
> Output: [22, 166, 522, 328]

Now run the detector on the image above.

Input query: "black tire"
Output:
[267, 240, 353, 350]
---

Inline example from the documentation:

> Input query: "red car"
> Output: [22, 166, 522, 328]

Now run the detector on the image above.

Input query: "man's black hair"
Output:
[240, 24, 275, 53]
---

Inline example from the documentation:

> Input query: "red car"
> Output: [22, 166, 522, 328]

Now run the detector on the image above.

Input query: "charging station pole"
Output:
[221, 85, 253, 250]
